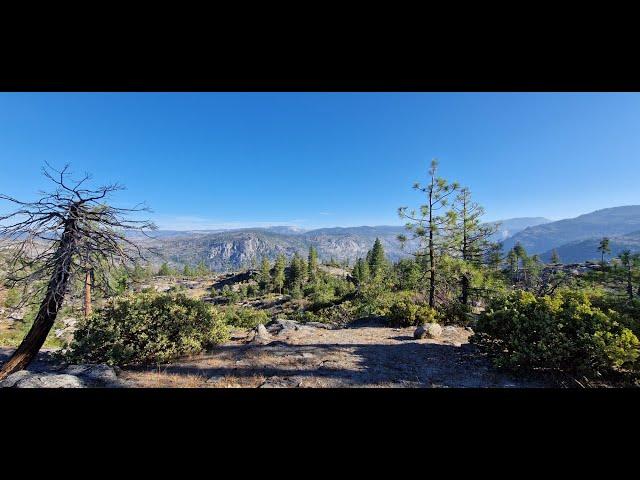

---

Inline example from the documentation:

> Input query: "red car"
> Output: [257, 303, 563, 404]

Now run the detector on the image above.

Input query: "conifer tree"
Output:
[449, 187, 498, 305]
[272, 254, 286, 294]
[308, 246, 318, 282]
[158, 262, 172, 276]
[507, 249, 518, 283]
[259, 257, 272, 293]
[398, 159, 459, 307]
[550, 249, 560, 264]
[618, 250, 639, 301]
[195, 260, 209, 276]
[598, 237, 611, 264]
[368, 238, 387, 278]
[287, 253, 307, 291]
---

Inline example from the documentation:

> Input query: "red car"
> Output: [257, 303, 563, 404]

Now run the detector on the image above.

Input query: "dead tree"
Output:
[0, 164, 155, 380]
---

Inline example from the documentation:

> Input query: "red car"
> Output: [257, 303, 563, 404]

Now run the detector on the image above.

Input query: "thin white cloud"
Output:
[318, 211, 332, 216]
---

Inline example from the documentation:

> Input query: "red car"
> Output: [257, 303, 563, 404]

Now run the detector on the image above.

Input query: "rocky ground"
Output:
[0, 320, 559, 388]
[120, 320, 555, 388]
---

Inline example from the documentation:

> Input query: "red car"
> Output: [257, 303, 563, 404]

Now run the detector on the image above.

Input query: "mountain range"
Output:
[139, 217, 550, 271]
[501, 206, 640, 256]
[137, 205, 640, 271]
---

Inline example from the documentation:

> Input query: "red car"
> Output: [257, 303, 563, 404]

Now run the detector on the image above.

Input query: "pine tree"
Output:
[183, 264, 194, 277]
[352, 257, 370, 286]
[259, 257, 272, 293]
[550, 249, 560, 264]
[507, 249, 518, 283]
[487, 242, 503, 270]
[449, 187, 498, 305]
[368, 238, 387, 278]
[195, 260, 209, 276]
[272, 254, 286, 294]
[598, 237, 611, 265]
[158, 262, 171, 276]
[308, 246, 318, 282]
[618, 250, 638, 301]
[287, 253, 307, 291]
[398, 159, 459, 307]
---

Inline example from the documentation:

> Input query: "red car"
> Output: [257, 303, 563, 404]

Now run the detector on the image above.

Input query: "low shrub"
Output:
[472, 290, 639, 373]
[223, 306, 270, 329]
[387, 294, 438, 327]
[309, 300, 356, 325]
[65, 292, 229, 366]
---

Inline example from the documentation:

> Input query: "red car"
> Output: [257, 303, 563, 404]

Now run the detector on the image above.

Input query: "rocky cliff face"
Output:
[145, 226, 416, 271]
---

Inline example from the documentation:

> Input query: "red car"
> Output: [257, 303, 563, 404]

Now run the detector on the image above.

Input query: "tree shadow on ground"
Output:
[126, 340, 552, 388]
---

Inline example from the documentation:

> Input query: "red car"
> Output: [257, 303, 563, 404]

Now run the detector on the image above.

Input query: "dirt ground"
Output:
[118, 322, 555, 388]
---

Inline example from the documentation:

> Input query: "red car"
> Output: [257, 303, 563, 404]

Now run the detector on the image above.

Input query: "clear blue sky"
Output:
[1, 92, 639, 230]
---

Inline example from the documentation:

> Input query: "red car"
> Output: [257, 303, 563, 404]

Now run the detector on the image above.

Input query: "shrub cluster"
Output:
[65, 292, 229, 366]
[472, 290, 639, 373]
[387, 294, 438, 327]
[223, 306, 270, 329]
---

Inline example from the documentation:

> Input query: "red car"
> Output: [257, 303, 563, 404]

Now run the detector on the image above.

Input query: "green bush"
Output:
[472, 290, 639, 373]
[387, 294, 438, 327]
[309, 300, 356, 325]
[65, 292, 229, 366]
[223, 306, 270, 329]
[3, 288, 21, 308]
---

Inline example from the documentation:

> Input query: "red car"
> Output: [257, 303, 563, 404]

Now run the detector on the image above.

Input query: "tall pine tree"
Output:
[368, 238, 387, 278]
[398, 159, 459, 307]
[272, 254, 286, 294]
[308, 246, 318, 282]
[450, 187, 497, 305]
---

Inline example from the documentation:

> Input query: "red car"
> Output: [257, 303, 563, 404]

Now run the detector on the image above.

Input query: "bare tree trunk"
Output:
[0, 221, 76, 380]
[84, 268, 93, 318]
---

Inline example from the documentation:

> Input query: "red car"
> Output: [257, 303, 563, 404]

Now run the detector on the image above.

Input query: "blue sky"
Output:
[1, 92, 639, 230]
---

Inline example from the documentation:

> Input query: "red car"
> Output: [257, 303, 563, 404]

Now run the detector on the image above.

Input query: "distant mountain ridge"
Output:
[142, 225, 413, 271]
[139, 218, 557, 271]
[541, 230, 640, 263]
[487, 217, 551, 241]
[502, 206, 640, 256]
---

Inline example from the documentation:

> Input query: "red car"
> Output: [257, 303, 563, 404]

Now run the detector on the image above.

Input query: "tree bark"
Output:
[84, 268, 93, 318]
[0, 218, 77, 380]
[461, 274, 470, 306]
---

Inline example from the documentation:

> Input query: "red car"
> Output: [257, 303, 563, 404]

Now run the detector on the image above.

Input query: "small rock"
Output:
[414, 323, 443, 339]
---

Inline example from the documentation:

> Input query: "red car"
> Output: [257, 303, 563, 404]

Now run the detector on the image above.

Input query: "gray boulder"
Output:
[414, 323, 443, 340]
[305, 322, 335, 330]
[2, 372, 85, 388]
[0, 370, 33, 388]
[266, 318, 300, 334]
[250, 323, 272, 344]
[63, 364, 120, 386]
